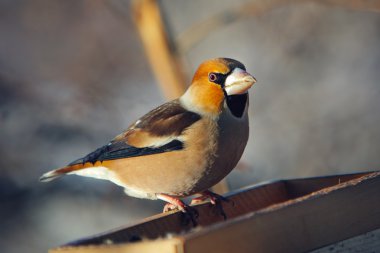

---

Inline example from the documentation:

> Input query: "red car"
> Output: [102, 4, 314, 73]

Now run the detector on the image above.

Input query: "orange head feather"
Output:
[181, 58, 241, 116]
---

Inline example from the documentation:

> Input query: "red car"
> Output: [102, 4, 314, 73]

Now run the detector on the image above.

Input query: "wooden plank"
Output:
[50, 239, 182, 253]
[183, 172, 380, 253]
[58, 181, 289, 247]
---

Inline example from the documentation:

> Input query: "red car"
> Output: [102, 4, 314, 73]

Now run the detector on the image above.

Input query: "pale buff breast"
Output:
[101, 118, 219, 199]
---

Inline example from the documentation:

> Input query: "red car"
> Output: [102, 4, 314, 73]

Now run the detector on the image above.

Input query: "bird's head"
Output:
[180, 58, 256, 117]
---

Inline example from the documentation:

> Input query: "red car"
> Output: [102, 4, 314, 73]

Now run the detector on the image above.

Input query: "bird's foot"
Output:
[157, 193, 199, 227]
[191, 190, 230, 205]
[190, 190, 232, 220]
[163, 202, 182, 213]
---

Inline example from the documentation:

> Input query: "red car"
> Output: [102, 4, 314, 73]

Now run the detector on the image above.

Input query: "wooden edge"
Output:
[284, 170, 375, 198]
[50, 238, 183, 253]
[223, 170, 373, 198]
[182, 172, 380, 253]
[52, 171, 377, 251]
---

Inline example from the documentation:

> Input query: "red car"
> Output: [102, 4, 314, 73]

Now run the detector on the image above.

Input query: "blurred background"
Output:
[1, 0, 379, 252]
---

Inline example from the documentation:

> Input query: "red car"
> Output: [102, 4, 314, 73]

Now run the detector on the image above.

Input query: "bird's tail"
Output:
[39, 163, 86, 182]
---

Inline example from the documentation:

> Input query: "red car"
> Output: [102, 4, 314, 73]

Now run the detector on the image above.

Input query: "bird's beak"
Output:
[224, 68, 256, 96]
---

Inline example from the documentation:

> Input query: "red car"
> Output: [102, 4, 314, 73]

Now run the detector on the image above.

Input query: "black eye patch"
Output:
[208, 72, 228, 87]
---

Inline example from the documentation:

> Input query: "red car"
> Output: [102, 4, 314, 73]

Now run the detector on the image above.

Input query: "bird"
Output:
[40, 58, 256, 215]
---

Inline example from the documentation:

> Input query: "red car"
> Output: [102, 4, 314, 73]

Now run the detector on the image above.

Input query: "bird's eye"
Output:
[208, 73, 217, 82]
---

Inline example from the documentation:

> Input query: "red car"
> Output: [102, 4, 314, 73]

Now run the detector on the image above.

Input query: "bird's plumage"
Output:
[40, 58, 256, 208]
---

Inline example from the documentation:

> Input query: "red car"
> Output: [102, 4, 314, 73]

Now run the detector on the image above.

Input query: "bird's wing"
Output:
[69, 100, 201, 165]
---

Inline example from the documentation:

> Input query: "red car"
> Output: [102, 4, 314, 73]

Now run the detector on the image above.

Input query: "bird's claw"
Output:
[190, 190, 231, 220]
[163, 203, 182, 213]
[180, 206, 199, 227]
[158, 193, 199, 227]
[211, 199, 227, 220]
[163, 203, 199, 227]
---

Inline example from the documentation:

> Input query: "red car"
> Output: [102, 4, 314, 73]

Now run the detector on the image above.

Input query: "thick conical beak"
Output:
[224, 68, 256, 96]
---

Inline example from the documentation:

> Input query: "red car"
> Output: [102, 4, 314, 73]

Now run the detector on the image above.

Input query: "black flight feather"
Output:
[69, 140, 184, 165]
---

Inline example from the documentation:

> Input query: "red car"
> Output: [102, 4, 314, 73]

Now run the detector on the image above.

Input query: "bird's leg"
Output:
[157, 193, 199, 226]
[157, 193, 187, 212]
[190, 190, 231, 220]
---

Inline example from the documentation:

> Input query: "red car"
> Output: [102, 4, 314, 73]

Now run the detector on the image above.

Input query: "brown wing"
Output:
[113, 99, 201, 147]
[68, 100, 201, 165]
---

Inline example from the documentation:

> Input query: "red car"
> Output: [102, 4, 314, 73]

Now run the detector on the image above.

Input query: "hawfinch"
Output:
[40, 58, 256, 213]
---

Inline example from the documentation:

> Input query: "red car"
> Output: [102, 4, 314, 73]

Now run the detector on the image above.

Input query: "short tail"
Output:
[39, 164, 85, 182]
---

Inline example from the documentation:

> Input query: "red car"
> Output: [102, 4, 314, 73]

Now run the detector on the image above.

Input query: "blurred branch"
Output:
[131, 0, 187, 99]
[176, 0, 380, 53]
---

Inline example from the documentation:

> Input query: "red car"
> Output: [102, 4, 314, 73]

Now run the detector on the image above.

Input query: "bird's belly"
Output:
[101, 148, 210, 199]
[102, 119, 218, 199]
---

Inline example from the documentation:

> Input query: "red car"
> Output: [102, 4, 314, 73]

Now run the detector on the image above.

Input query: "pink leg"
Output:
[157, 193, 187, 212]
[157, 193, 199, 226]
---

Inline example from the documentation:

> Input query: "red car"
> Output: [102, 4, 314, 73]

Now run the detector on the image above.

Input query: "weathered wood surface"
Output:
[50, 171, 380, 253]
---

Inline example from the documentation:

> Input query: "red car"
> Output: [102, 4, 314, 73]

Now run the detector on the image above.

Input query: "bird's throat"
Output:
[226, 93, 248, 118]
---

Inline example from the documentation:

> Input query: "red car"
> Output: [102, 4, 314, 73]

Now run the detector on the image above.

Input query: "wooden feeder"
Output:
[50, 171, 380, 253]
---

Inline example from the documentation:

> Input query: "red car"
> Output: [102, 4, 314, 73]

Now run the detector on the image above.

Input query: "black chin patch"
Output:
[226, 93, 248, 118]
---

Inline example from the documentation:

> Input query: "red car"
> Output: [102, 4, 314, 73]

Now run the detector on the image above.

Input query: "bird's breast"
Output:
[188, 103, 249, 193]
